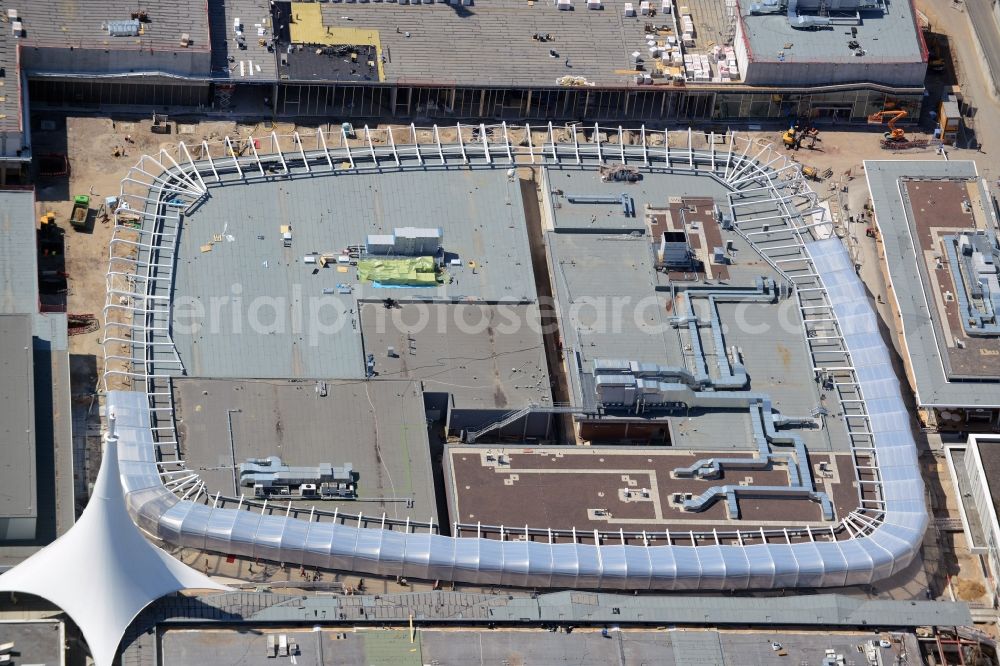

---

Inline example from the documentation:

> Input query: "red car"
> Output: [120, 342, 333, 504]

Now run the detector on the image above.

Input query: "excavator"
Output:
[867, 109, 927, 149]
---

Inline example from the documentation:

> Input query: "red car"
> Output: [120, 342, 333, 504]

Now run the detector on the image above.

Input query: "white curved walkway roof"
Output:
[0, 415, 228, 666]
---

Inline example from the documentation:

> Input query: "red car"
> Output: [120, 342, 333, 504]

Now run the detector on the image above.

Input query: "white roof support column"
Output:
[318, 129, 334, 171]
[433, 125, 444, 165]
[456, 123, 468, 163]
[224, 136, 243, 178]
[480, 123, 491, 164]
[501, 122, 513, 163]
[269, 132, 287, 174]
[248, 134, 265, 177]
[364, 125, 378, 167]
[411, 124, 424, 165]
[726, 134, 753, 181]
[158, 149, 205, 195]
[387, 126, 400, 167]
[294, 131, 310, 173]
[342, 126, 355, 169]
[724, 131, 736, 178]
[178, 142, 207, 192]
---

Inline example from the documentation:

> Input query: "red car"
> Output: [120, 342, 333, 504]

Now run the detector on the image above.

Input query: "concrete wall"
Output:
[21, 45, 211, 78]
[734, 19, 752, 82]
[743, 60, 927, 87]
[965, 439, 1000, 600]
[579, 419, 670, 443]
[448, 408, 551, 440]
[965, 442, 994, 556]
[423, 392, 450, 423]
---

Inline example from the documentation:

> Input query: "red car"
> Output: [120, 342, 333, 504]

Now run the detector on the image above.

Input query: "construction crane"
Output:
[868, 109, 907, 142]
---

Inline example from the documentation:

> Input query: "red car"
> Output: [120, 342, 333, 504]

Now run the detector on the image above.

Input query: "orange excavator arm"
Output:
[867, 109, 907, 131]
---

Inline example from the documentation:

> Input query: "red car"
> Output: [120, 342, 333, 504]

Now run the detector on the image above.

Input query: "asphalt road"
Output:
[966, 0, 1000, 97]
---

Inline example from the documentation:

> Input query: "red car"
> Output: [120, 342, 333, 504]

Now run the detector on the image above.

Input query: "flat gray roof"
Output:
[303, 0, 660, 87]
[360, 302, 551, 410]
[0, 315, 37, 524]
[0, 620, 63, 666]
[546, 169, 852, 453]
[549, 233, 679, 370]
[973, 438, 1000, 539]
[740, 4, 924, 64]
[173, 168, 537, 380]
[0, 24, 21, 134]
[865, 160, 1000, 408]
[210, 0, 279, 80]
[140, 589, 973, 627]
[0, 190, 37, 314]
[16, 0, 211, 53]
[690, 304, 850, 452]
[546, 168, 731, 233]
[159, 626, 913, 666]
[174, 378, 439, 521]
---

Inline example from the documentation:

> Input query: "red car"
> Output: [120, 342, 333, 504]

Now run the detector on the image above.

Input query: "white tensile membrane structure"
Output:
[103, 124, 927, 590]
[0, 414, 228, 666]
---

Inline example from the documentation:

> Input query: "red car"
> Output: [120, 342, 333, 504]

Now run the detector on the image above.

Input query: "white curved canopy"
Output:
[0, 413, 228, 666]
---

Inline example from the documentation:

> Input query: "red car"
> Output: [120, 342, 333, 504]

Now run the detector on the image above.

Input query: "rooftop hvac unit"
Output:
[108, 19, 141, 37]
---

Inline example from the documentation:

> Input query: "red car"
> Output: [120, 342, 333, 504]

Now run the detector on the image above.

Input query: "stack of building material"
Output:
[684, 53, 711, 81]
[724, 46, 738, 80]
[697, 53, 711, 81]
[680, 11, 695, 46]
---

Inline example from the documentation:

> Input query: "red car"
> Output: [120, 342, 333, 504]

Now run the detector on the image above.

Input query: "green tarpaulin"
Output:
[357, 256, 438, 286]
